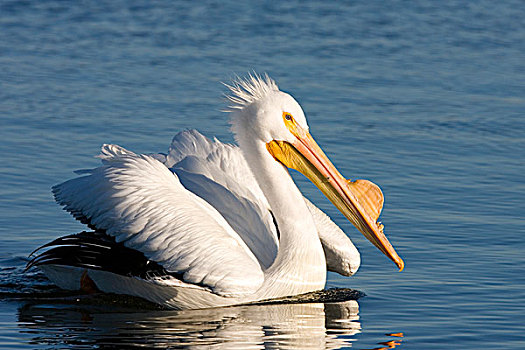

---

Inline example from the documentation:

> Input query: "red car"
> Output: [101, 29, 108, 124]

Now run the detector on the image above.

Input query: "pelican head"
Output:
[228, 75, 308, 147]
[227, 74, 404, 271]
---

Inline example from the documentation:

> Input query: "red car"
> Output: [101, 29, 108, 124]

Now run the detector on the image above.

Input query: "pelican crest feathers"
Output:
[224, 73, 279, 111]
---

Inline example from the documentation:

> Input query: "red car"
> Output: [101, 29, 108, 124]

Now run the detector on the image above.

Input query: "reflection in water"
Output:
[17, 297, 361, 349]
[362, 339, 403, 350]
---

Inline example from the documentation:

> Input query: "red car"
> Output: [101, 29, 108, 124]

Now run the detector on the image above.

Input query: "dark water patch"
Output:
[252, 288, 365, 305]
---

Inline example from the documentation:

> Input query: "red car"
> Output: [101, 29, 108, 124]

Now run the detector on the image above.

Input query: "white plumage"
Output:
[34, 74, 402, 309]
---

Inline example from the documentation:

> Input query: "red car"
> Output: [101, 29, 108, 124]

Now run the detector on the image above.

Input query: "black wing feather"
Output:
[26, 231, 184, 281]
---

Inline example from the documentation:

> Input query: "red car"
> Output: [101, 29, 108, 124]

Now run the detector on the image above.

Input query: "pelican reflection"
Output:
[18, 298, 360, 349]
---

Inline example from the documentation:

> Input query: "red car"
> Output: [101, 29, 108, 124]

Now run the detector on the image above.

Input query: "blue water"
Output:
[1, 0, 524, 348]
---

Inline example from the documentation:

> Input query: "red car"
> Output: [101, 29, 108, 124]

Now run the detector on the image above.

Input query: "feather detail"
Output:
[223, 73, 279, 111]
[52, 146, 264, 297]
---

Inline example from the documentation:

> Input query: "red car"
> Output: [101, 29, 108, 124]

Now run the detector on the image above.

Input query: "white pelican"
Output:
[28, 75, 403, 309]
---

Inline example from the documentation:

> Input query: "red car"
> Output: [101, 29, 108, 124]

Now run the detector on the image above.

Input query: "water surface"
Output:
[1, 0, 524, 349]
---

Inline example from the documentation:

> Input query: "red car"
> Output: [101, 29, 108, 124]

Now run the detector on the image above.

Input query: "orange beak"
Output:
[267, 119, 404, 271]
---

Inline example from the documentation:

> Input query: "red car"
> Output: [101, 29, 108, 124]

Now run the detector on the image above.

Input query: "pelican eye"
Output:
[284, 113, 292, 121]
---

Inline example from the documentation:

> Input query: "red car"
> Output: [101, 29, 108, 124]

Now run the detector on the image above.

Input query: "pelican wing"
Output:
[161, 130, 359, 275]
[164, 130, 279, 269]
[304, 198, 360, 276]
[166, 130, 272, 206]
[52, 145, 264, 297]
